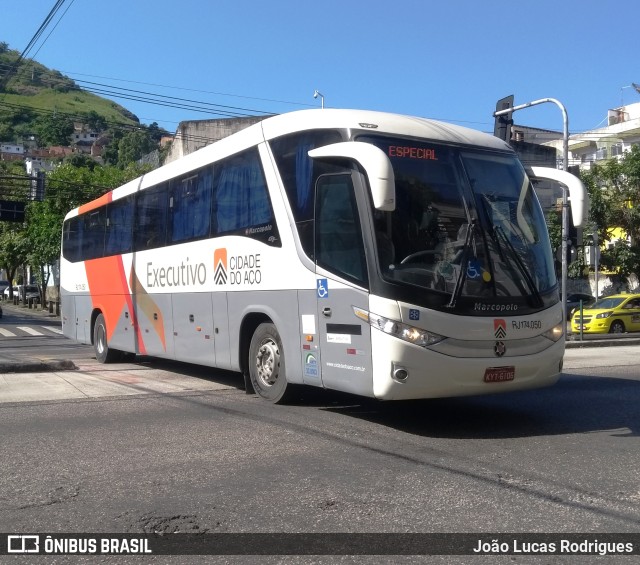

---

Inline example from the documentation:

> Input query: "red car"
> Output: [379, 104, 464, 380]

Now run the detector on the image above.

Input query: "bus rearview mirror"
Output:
[309, 142, 396, 211]
[530, 166, 589, 228]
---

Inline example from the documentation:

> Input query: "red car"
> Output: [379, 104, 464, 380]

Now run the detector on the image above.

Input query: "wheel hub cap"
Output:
[256, 339, 280, 387]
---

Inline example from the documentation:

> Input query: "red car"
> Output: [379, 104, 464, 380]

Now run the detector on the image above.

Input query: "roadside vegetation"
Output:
[547, 146, 640, 288]
[1, 42, 165, 302]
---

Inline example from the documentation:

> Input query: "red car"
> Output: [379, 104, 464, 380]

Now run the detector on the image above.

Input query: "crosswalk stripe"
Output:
[16, 326, 45, 336]
[0, 325, 63, 337]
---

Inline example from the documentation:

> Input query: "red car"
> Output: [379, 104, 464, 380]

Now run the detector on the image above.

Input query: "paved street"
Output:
[1, 301, 640, 563]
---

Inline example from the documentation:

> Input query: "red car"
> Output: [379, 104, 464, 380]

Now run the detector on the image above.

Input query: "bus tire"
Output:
[248, 322, 293, 403]
[93, 313, 120, 363]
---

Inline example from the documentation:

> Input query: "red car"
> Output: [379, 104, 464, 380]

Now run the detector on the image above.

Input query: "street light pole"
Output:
[494, 97, 570, 323]
[593, 229, 599, 298]
[313, 90, 325, 109]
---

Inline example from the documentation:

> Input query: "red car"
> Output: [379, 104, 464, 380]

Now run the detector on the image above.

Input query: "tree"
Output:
[64, 153, 98, 170]
[0, 223, 29, 298]
[146, 122, 167, 143]
[580, 145, 640, 284]
[101, 128, 124, 166]
[20, 161, 150, 304]
[25, 199, 63, 301]
[545, 208, 586, 279]
[34, 113, 74, 146]
[117, 130, 156, 167]
[84, 110, 107, 133]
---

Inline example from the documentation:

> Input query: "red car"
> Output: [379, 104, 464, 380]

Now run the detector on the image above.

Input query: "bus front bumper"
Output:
[371, 331, 564, 400]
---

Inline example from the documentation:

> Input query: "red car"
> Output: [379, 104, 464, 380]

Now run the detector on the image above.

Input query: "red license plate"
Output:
[484, 366, 515, 383]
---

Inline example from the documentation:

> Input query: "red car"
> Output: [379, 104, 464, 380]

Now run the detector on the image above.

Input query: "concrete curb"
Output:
[565, 337, 640, 348]
[0, 359, 77, 374]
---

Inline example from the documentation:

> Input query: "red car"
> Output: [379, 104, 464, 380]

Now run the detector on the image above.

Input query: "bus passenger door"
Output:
[314, 173, 373, 396]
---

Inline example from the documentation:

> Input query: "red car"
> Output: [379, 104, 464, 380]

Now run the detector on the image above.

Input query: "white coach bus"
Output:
[61, 109, 587, 403]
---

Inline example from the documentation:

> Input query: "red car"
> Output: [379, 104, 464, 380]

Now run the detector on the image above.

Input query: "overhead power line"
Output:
[0, 0, 72, 91]
[0, 100, 251, 146]
[75, 78, 270, 118]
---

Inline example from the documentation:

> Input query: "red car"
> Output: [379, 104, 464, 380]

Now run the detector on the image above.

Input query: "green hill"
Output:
[0, 44, 140, 142]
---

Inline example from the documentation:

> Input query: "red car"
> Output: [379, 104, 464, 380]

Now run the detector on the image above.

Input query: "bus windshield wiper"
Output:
[446, 221, 475, 308]
[493, 225, 543, 307]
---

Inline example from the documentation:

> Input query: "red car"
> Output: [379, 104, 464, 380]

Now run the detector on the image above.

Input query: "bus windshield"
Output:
[358, 135, 556, 312]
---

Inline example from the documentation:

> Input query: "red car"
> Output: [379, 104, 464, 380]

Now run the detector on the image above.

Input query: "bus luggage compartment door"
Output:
[172, 292, 215, 366]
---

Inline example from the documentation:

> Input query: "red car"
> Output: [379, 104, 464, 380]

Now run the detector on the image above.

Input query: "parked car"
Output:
[3, 284, 40, 302]
[565, 292, 595, 318]
[0, 280, 9, 296]
[571, 293, 640, 334]
[24, 285, 41, 302]
[3, 285, 17, 299]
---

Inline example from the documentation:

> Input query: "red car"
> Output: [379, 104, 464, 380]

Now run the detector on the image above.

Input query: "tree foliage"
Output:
[0, 223, 29, 297]
[580, 145, 640, 283]
[6, 161, 150, 301]
[34, 113, 74, 146]
[116, 130, 157, 167]
[25, 199, 62, 297]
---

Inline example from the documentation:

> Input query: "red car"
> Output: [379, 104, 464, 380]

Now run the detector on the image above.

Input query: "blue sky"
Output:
[2, 0, 639, 136]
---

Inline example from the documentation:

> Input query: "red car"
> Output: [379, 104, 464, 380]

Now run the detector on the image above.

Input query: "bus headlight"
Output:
[543, 322, 564, 342]
[353, 307, 445, 347]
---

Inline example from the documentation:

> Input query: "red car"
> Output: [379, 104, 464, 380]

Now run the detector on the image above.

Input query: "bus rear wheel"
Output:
[94, 313, 120, 363]
[248, 323, 293, 403]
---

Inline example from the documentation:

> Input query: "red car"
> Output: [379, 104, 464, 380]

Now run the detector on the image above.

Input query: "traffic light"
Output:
[494, 95, 514, 143]
[555, 240, 578, 265]
[35, 171, 45, 201]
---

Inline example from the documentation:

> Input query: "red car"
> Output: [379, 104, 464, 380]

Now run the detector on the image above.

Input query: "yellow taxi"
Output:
[571, 293, 640, 334]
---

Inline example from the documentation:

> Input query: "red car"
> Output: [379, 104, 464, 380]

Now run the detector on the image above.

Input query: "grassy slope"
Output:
[0, 47, 139, 128]
[2, 89, 139, 127]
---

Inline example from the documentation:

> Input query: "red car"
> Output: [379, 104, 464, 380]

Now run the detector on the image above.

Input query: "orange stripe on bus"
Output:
[79, 192, 113, 215]
[129, 267, 166, 352]
[85, 255, 130, 342]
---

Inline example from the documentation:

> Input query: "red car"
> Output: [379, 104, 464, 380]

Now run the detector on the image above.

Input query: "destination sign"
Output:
[388, 146, 437, 160]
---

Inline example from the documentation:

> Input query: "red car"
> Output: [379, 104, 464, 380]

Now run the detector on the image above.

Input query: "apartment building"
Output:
[544, 101, 640, 171]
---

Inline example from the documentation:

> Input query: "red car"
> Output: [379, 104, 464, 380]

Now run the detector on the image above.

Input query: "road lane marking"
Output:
[17, 326, 45, 336]
[0, 328, 17, 337]
[41, 325, 63, 335]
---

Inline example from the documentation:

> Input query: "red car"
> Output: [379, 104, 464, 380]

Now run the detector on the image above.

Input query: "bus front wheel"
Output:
[94, 313, 120, 363]
[248, 323, 293, 403]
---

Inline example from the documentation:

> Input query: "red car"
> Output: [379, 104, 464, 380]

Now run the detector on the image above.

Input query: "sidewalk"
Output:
[0, 298, 59, 320]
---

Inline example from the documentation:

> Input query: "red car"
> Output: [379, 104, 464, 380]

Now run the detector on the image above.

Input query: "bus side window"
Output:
[63, 217, 81, 262]
[105, 196, 133, 256]
[135, 185, 168, 251]
[82, 209, 106, 260]
[213, 148, 279, 245]
[270, 130, 343, 257]
[315, 173, 367, 286]
[171, 167, 212, 243]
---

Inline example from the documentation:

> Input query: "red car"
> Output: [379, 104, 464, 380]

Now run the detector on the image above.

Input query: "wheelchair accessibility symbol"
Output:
[466, 260, 482, 279]
[317, 278, 329, 298]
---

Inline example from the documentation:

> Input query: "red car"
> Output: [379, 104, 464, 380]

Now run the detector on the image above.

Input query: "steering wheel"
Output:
[400, 250, 437, 265]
